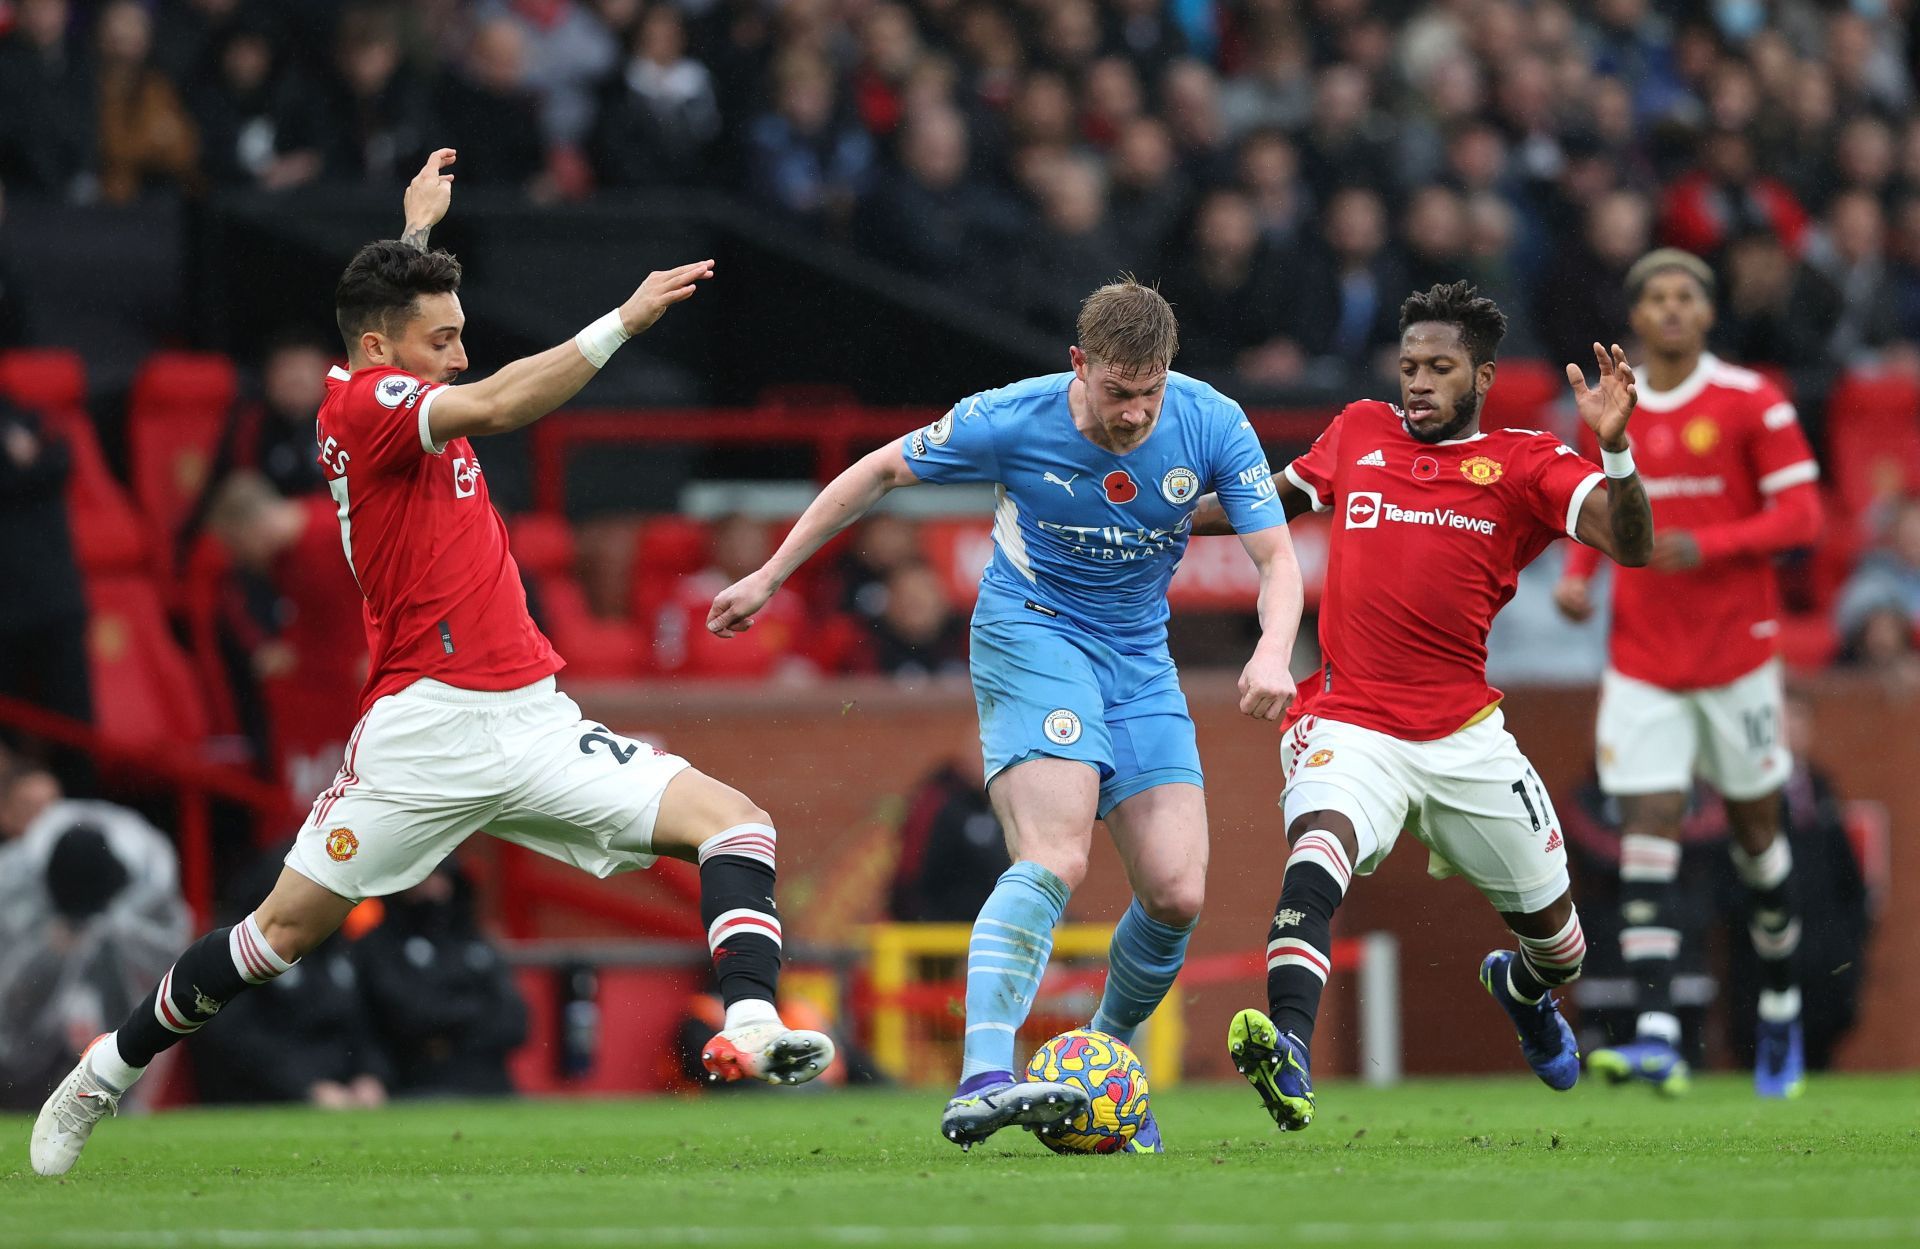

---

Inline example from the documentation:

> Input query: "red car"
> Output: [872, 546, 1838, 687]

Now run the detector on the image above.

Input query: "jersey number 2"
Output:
[579, 727, 637, 765]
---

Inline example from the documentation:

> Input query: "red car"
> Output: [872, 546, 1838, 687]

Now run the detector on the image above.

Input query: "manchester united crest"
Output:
[1304, 749, 1334, 768]
[325, 828, 360, 862]
[1683, 416, 1719, 455]
[1459, 455, 1504, 486]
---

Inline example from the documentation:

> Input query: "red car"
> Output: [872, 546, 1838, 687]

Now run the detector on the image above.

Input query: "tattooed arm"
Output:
[1575, 470, 1654, 567]
[401, 148, 456, 251]
[1566, 340, 1652, 567]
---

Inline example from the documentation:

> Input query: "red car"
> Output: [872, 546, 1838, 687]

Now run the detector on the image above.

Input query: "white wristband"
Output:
[1601, 445, 1636, 478]
[574, 309, 631, 369]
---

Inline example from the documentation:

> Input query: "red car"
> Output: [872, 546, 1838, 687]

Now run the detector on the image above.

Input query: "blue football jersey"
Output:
[902, 371, 1281, 649]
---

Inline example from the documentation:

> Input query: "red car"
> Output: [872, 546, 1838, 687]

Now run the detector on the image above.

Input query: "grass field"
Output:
[6, 1075, 1919, 1249]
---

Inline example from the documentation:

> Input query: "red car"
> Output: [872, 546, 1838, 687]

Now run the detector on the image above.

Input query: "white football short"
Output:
[286, 677, 690, 900]
[1279, 709, 1569, 914]
[1596, 659, 1789, 802]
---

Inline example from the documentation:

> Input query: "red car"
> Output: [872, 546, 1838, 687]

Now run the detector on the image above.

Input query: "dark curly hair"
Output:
[1398, 280, 1509, 369]
[334, 240, 463, 351]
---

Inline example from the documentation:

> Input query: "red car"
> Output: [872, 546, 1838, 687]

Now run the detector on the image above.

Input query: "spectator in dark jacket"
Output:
[432, 20, 548, 193]
[590, 3, 722, 188]
[1288, 186, 1404, 378]
[865, 563, 967, 680]
[316, 5, 432, 186]
[1532, 189, 1651, 373]
[0, 0, 96, 199]
[0, 399, 92, 740]
[857, 105, 1011, 286]
[888, 751, 1009, 923]
[1658, 128, 1809, 261]
[745, 50, 875, 228]
[187, 16, 324, 192]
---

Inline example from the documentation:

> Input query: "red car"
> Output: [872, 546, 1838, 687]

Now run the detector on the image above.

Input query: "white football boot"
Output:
[31, 1037, 122, 1177]
[702, 1021, 836, 1085]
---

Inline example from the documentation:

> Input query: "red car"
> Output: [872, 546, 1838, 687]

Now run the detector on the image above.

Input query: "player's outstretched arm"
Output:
[1189, 476, 1315, 535]
[1567, 341, 1653, 567]
[708, 442, 922, 638]
[427, 261, 713, 444]
[401, 148, 456, 252]
[1236, 525, 1302, 721]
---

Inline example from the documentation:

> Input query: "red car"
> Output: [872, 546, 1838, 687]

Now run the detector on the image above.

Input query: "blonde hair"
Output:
[1076, 277, 1178, 372]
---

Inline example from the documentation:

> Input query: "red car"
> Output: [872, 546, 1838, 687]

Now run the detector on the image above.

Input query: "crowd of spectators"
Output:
[3, 0, 1920, 392]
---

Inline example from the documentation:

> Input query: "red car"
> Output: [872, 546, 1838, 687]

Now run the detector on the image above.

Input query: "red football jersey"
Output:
[1574, 354, 1818, 690]
[1285, 400, 1604, 741]
[316, 365, 561, 714]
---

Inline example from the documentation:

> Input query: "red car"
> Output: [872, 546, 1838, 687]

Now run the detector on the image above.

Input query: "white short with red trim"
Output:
[1596, 658, 1789, 802]
[287, 677, 691, 900]
[1279, 709, 1569, 913]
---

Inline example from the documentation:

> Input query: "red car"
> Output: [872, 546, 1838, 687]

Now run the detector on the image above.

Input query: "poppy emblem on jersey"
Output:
[325, 828, 359, 862]
[1345, 491, 1382, 528]
[927, 411, 954, 446]
[1103, 470, 1139, 504]
[1043, 709, 1083, 745]
[1413, 455, 1439, 481]
[1305, 749, 1334, 768]
[1161, 466, 1199, 504]
[374, 375, 419, 409]
[1683, 416, 1720, 456]
[1459, 455, 1504, 486]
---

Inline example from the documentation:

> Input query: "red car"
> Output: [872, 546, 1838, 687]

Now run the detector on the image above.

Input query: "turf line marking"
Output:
[32, 1219, 1920, 1248]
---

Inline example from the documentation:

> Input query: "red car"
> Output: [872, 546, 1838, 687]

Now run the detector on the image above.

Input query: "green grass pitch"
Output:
[6, 1075, 1919, 1249]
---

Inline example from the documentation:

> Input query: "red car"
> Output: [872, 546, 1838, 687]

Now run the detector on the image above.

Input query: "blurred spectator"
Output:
[1106, 0, 1188, 82]
[352, 861, 527, 1098]
[1160, 58, 1228, 181]
[1012, 154, 1122, 334]
[848, 3, 921, 140]
[1107, 117, 1188, 263]
[857, 105, 1011, 286]
[590, 3, 722, 187]
[1297, 64, 1397, 202]
[1159, 188, 1291, 383]
[654, 513, 812, 679]
[475, 0, 619, 150]
[1712, 226, 1845, 380]
[887, 746, 1007, 923]
[824, 513, 922, 621]
[0, 185, 26, 348]
[1236, 128, 1309, 252]
[1658, 128, 1809, 261]
[1037, 0, 1101, 77]
[151, 0, 242, 85]
[204, 471, 366, 805]
[0, 761, 63, 842]
[94, 0, 202, 204]
[1217, 25, 1312, 140]
[1828, 114, 1898, 209]
[0, 397, 93, 742]
[434, 21, 548, 193]
[1891, 196, 1920, 343]
[1079, 57, 1145, 152]
[745, 50, 875, 228]
[1835, 496, 1920, 666]
[1532, 189, 1651, 373]
[187, 16, 325, 192]
[865, 563, 967, 679]
[318, 5, 432, 186]
[0, 792, 191, 1110]
[1804, 190, 1904, 368]
[1400, 184, 1471, 296]
[0, 0, 96, 199]
[229, 335, 334, 498]
[1582, 0, 1688, 123]
[1290, 186, 1404, 379]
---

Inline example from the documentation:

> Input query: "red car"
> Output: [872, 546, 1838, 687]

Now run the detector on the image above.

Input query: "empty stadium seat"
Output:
[0, 350, 150, 573]
[127, 351, 240, 563]
[1825, 372, 1920, 518]
[85, 573, 211, 750]
[0, 348, 86, 411]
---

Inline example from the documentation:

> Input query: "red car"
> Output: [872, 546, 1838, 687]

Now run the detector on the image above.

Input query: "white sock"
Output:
[723, 998, 782, 1031]
[85, 1033, 146, 1093]
[1635, 1011, 1682, 1046]
[1759, 987, 1802, 1023]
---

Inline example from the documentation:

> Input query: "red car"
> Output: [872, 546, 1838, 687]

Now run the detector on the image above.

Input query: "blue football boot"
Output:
[1479, 951, 1580, 1091]
[1587, 1037, 1692, 1096]
[1122, 1104, 1163, 1153]
[1754, 1017, 1806, 1099]
[941, 1078, 1090, 1151]
[1227, 1008, 1314, 1132]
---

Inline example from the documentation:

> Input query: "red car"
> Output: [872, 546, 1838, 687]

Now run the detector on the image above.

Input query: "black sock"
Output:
[1264, 830, 1352, 1050]
[115, 914, 291, 1067]
[1619, 833, 1682, 1044]
[698, 823, 783, 1010]
[1734, 834, 1802, 1000]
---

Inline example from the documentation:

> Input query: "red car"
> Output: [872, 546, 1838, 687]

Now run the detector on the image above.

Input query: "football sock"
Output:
[1733, 833, 1802, 1020]
[700, 823, 783, 1011]
[1619, 832, 1682, 1045]
[111, 912, 293, 1073]
[1507, 909, 1587, 1003]
[1265, 828, 1352, 1049]
[959, 861, 1069, 1085]
[1090, 898, 1195, 1046]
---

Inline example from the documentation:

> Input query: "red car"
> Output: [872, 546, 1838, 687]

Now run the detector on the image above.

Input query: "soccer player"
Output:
[1194, 281, 1654, 1131]
[30, 151, 832, 1178]
[708, 280, 1304, 1151]
[1554, 249, 1823, 1098]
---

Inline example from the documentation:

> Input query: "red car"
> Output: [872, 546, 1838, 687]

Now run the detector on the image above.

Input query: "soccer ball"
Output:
[1024, 1029, 1151, 1154]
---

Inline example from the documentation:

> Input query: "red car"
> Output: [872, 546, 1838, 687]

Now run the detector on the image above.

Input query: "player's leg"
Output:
[1231, 719, 1407, 1133]
[1697, 661, 1803, 1097]
[1589, 669, 1696, 1092]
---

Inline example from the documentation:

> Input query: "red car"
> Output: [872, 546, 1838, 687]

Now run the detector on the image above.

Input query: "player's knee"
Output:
[1021, 842, 1090, 891]
[1137, 876, 1204, 928]
[1617, 793, 1687, 840]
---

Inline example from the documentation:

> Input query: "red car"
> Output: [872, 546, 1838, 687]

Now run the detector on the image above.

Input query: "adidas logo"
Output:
[1544, 828, 1563, 854]
[1356, 449, 1386, 467]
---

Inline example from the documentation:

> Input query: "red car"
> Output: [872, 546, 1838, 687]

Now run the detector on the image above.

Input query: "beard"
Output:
[1405, 387, 1482, 444]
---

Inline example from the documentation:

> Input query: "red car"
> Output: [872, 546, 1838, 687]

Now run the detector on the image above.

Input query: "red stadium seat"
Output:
[127, 352, 240, 566]
[1825, 372, 1920, 518]
[1481, 359, 1564, 433]
[0, 348, 87, 411]
[85, 573, 211, 749]
[510, 514, 647, 678]
[628, 515, 711, 623]
[0, 353, 151, 575]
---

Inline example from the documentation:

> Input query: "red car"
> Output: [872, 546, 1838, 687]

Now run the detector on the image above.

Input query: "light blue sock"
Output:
[1090, 898, 1195, 1047]
[958, 861, 1070, 1086]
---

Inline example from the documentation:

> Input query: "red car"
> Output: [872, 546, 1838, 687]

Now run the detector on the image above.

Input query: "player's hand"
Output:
[403, 148, 456, 235]
[1650, 531, 1702, 572]
[708, 567, 778, 638]
[620, 260, 715, 337]
[1238, 644, 1296, 722]
[1551, 575, 1593, 622]
[1566, 341, 1637, 451]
